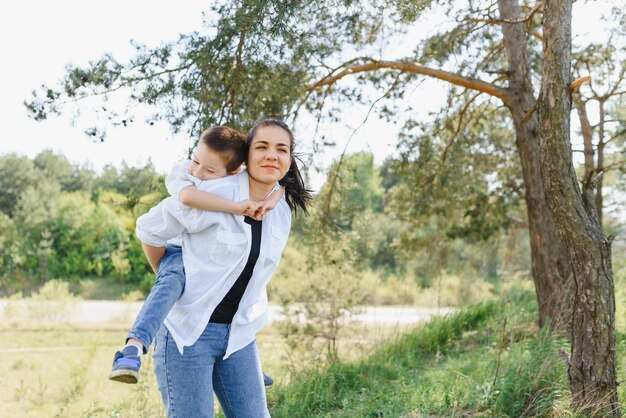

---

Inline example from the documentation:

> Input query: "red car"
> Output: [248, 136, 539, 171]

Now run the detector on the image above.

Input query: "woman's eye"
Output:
[192, 160, 199, 165]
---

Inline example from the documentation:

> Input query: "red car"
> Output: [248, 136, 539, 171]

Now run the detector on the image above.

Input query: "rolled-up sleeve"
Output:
[166, 161, 201, 200]
[136, 196, 222, 246]
[136, 198, 187, 246]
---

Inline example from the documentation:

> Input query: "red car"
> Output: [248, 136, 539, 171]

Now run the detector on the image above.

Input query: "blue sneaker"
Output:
[108, 345, 141, 384]
[263, 373, 273, 389]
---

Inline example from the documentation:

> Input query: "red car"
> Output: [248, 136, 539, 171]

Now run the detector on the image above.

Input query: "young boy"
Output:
[109, 126, 281, 387]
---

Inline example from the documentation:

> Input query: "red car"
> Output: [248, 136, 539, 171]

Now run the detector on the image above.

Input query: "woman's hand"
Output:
[233, 199, 259, 218]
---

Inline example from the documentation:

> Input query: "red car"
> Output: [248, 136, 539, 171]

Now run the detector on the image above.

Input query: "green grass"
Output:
[3, 290, 626, 417]
[268, 290, 626, 417]
[0, 320, 385, 417]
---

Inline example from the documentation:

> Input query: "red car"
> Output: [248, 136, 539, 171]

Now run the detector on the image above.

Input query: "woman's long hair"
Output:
[246, 118, 312, 214]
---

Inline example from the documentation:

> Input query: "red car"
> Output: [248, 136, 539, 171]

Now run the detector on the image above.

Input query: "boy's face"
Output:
[189, 142, 231, 180]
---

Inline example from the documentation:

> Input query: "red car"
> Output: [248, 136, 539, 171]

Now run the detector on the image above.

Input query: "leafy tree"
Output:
[0, 213, 23, 281]
[33, 150, 74, 190]
[68, 163, 96, 193]
[278, 202, 367, 366]
[48, 192, 134, 279]
[12, 179, 61, 278]
[318, 151, 384, 229]
[390, 103, 521, 245]
[0, 153, 157, 287]
[0, 154, 41, 216]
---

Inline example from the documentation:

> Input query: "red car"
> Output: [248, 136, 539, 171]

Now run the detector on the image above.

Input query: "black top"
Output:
[209, 216, 263, 324]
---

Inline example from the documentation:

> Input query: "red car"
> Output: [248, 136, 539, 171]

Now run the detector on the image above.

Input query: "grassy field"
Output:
[0, 307, 400, 417]
[3, 288, 626, 417]
[267, 290, 626, 417]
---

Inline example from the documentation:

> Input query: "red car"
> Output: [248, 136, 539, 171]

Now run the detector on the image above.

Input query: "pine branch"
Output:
[308, 59, 512, 106]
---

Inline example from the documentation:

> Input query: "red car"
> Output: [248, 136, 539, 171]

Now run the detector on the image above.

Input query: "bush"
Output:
[3, 280, 80, 323]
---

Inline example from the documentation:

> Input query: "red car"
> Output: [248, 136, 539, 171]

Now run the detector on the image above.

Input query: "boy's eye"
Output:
[192, 160, 199, 165]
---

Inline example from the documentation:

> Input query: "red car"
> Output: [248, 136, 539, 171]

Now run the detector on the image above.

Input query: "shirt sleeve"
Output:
[136, 196, 221, 246]
[166, 161, 202, 200]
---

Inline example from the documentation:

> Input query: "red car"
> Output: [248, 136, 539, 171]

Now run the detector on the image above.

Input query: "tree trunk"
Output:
[499, 0, 574, 331]
[510, 100, 574, 331]
[538, 0, 619, 414]
[572, 92, 595, 180]
[596, 100, 606, 227]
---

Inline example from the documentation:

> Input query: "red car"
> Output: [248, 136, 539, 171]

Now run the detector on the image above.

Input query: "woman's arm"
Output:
[179, 186, 258, 217]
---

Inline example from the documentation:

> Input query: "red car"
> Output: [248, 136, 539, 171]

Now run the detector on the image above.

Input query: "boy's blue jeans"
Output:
[153, 323, 269, 418]
[127, 244, 184, 352]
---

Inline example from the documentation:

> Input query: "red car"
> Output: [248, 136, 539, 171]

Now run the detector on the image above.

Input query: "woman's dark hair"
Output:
[246, 117, 312, 214]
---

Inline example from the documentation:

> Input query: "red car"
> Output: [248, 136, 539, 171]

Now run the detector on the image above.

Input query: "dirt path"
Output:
[0, 300, 454, 326]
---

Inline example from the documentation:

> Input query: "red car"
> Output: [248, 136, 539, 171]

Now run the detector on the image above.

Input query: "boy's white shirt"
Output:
[136, 164, 291, 358]
[165, 160, 200, 200]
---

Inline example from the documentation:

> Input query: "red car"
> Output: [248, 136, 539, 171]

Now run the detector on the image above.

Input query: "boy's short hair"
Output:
[199, 126, 246, 172]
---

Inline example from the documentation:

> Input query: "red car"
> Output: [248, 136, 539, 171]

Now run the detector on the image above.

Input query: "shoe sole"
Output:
[108, 369, 139, 384]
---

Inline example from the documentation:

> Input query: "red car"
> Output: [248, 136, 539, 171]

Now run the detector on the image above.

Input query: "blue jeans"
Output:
[127, 245, 185, 352]
[153, 322, 269, 418]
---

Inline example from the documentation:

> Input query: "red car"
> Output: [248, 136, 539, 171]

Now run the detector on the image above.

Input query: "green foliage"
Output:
[33, 150, 76, 191]
[0, 212, 23, 277]
[269, 300, 496, 416]
[277, 203, 368, 366]
[0, 152, 157, 294]
[0, 154, 41, 216]
[93, 161, 163, 201]
[390, 103, 521, 245]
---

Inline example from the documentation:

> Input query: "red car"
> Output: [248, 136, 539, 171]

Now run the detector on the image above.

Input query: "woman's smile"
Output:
[247, 125, 291, 184]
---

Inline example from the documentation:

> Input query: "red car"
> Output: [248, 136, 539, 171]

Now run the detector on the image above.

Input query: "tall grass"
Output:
[268, 290, 603, 417]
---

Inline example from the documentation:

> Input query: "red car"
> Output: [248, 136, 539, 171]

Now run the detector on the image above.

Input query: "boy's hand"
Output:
[234, 199, 259, 217]
[253, 199, 277, 220]
[251, 185, 284, 220]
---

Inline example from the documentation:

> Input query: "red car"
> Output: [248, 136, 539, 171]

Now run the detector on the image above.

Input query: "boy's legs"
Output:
[109, 244, 185, 383]
[127, 244, 185, 350]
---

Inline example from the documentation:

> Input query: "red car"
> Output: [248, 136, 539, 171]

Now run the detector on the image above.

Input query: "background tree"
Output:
[538, 0, 618, 413]
[571, 39, 626, 228]
[0, 153, 161, 295]
[0, 154, 41, 216]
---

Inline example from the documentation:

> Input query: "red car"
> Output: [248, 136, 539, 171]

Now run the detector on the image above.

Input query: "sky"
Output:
[0, 1, 619, 191]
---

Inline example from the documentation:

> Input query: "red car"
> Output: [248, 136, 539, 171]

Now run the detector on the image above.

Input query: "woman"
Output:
[135, 118, 310, 417]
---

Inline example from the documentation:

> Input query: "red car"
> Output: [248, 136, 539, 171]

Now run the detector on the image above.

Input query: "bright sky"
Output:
[0, 1, 618, 191]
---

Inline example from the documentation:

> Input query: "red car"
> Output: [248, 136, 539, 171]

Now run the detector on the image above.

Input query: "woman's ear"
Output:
[228, 169, 239, 175]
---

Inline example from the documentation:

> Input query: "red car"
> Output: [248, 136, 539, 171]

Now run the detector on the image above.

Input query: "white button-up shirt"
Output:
[136, 169, 291, 358]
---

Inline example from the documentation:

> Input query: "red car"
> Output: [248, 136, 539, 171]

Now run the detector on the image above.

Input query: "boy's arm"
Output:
[142, 242, 166, 273]
[179, 186, 258, 217]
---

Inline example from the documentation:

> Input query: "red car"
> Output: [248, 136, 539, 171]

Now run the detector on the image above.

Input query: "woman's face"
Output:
[247, 125, 291, 185]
